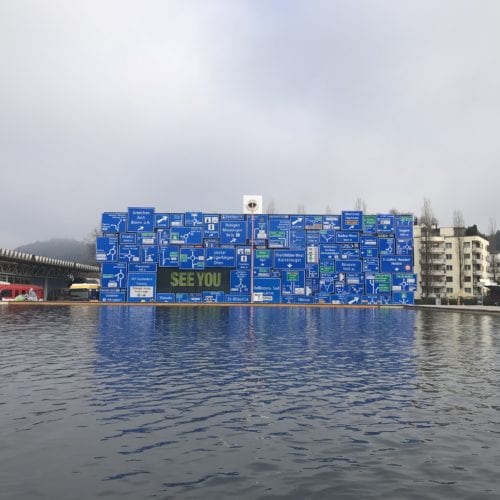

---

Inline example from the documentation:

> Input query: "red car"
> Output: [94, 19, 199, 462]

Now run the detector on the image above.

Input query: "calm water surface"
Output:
[0, 305, 499, 499]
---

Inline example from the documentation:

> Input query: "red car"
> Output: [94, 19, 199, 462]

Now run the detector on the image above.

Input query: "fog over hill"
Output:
[14, 238, 95, 265]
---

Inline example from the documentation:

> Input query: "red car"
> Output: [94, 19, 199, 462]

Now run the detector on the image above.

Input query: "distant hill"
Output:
[15, 238, 96, 265]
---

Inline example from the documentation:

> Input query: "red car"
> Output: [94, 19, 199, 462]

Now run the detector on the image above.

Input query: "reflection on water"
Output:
[0, 305, 499, 499]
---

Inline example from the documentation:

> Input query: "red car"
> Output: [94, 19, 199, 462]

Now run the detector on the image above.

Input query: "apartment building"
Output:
[414, 225, 490, 299]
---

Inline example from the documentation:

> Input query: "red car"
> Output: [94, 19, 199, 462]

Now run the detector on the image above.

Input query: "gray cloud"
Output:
[1, 0, 499, 248]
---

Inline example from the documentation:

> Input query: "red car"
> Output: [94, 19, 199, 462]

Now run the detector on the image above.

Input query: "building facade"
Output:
[414, 225, 490, 300]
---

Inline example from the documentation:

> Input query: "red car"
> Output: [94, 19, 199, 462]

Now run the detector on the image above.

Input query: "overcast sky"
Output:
[1, 0, 499, 249]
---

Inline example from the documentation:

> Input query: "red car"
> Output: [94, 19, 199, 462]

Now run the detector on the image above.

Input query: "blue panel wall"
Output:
[98, 209, 415, 304]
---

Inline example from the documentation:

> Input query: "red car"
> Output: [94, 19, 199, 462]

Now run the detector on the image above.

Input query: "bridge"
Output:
[0, 248, 100, 300]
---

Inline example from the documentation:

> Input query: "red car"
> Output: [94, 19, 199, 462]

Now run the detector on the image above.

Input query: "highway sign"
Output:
[206, 247, 236, 267]
[380, 255, 413, 273]
[274, 250, 306, 269]
[290, 230, 305, 248]
[247, 214, 268, 240]
[96, 236, 118, 262]
[319, 277, 335, 293]
[395, 225, 413, 239]
[392, 292, 415, 304]
[170, 227, 203, 245]
[118, 244, 140, 263]
[340, 247, 360, 260]
[203, 214, 220, 238]
[319, 230, 336, 244]
[306, 231, 320, 245]
[129, 263, 157, 273]
[322, 215, 341, 230]
[179, 248, 205, 269]
[290, 215, 305, 229]
[127, 272, 156, 302]
[100, 289, 126, 302]
[220, 220, 246, 244]
[253, 278, 281, 303]
[127, 207, 155, 232]
[365, 273, 391, 294]
[335, 260, 362, 273]
[377, 214, 395, 233]
[203, 291, 225, 303]
[395, 214, 414, 226]
[138, 232, 157, 245]
[185, 212, 203, 226]
[341, 211, 362, 230]
[120, 233, 137, 244]
[170, 213, 184, 227]
[305, 215, 322, 229]
[362, 214, 377, 233]
[282, 270, 305, 295]
[155, 213, 170, 229]
[319, 262, 335, 276]
[156, 293, 175, 303]
[102, 212, 127, 234]
[378, 237, 395, 254]
[391, 273, 417, 292]
[230, 270, 251, 293]
[101, 262, 127, 288]
[360, 247, 379, 258]
[236, 247, 251, 269]
[306, 263, 319, 278]
[336, 231, 360, 244]
[225, 295, 251, 303]
[159, 245, 180, 267]
[361, 235, 378, 247]
[157, 229, 170, 245]
[255, 249, 272, 268]
[363, 258, 379, 272]
[268, 230, 289, 248]
[221, 214, 245, 220]
[396, 238, 413, 255]
[141, 245, 159, 264]
[320, 244, 341, 262]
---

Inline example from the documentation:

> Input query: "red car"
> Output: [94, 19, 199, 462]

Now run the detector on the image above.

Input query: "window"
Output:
[446, 254, 452, 259]
[464, 276, 471, 282]
[0, 289, 12, 299]
[446, 242, 452, 248]
[464, 242, 470, 248]
[446, 287, 453, 293]
[446, 277, 453, 282]
[433, 288, 441, 294]
[446, 265, 453, 271]
[465, 288, 472, 293]
[464, 253, 471, 259]
[464, 265, 471, 271]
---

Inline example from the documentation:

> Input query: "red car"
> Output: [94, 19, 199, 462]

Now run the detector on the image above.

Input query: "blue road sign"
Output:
[268, 229, 289, 248]
[305, 215, 322, 229]
[206, 247, 236, 267]
[282, 270, 305, 295]
[341, 211, 363, 230]
[100, 289, 126, 302]
[156, 293, 175, 303]
[155, 213, 170, 229]
[335, 260, 362, 273]
[120, 233, 137, 244]
[361, 247, 379, 258]
[395, 225, 413, 239]
[364, 273, 391, 295]
[322, 215, 341, 230]
[391, 273, 417, 292]
[175, 293, 189, 303]
[157, 229, 170, 245]
[101, 262, 127, 289]
[395, 214, 414, 226]
[320, 244, 341, 262]
[254, 249, 272, 268]
[129, 263, 157, 273]
[225, 294, 251, 303]
[185, 212, 203, 226]
[102, 212, 127, 234]
[392, 292, 415, 304]
[141, 245, 159, 264]
[247, 214, 268, 240]
[119, 244, 140, 263]
[306, 263, 319, 278]
[253, 278, 281, 303]
[336, 231, 360, 244]
[377, 214, 395, 233]
[361, 235, 378, 247]
[363, 258, 380, 272]
[170, 213, 184, 227]
[378, 237, 395, 254]
[340, 247, 360, 260]
[179, 248, 205, 270]
[319, 230, 336, 244]
[274, 250, 306, 269]
[319, 261, 335, 277]
[269, 215, 290, 231]
[127, 272, 156, 302]
[290, 230, 305, 249]
[96, 236, 118, 262]
[170, 227, 203, 245]
[220, 214, 245, 220]
[396, 239, 413, 255]
[127, 207, 155, 232]
[290, 215, 305, 229]
[380, 255, 413, 273]
[159, 245, 180, 267]
[236, 247, 251, 269]
[362, 215, 377, 233]
[203, 214, 220, 238]
[306, 231, 320, 245]
[203, 291, 225, 303]
[230, 270, 251, 293]
[138, 232, 157, 245]
[220, 220, 246, 245]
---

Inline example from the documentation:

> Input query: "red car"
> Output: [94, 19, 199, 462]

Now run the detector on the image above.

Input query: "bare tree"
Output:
[296, 204, 306, 214]
[84, 224, 101, 263]
[419, 198, 436, 298]
[266, 200, 276, 214]
[354, 197, 367, 213]
[388, 208, 399, 215]
[453, 210, 465, 292]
